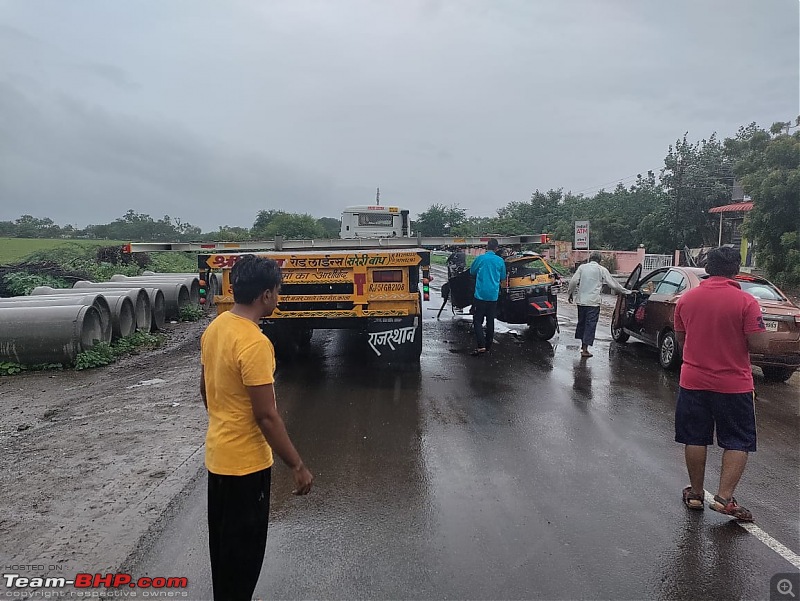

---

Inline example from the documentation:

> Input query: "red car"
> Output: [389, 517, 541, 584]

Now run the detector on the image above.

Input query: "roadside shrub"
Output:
[179, 305, 204, 322]
[2, 272, 70, 296]
[0, 361, 63, 376]
[74, 332, 166, 370]
[600, 254, 617, 273]
[0, 361, 25, 376]
[145, 252, 198, 273]
[548, 261, 571, 276]
[74, 343, 116, 370]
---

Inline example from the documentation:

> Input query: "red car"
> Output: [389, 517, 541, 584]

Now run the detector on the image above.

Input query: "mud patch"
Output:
[0, 316, 211, 584]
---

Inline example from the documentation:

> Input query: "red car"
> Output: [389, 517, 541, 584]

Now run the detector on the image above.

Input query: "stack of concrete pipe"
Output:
[72, 279, 189, 320]
[0, 305, 105, 365]
[35, 285, 154, 335]
[0, 293, 114, 344]
[140, 271, 218, 302]
[110, 274, 201, 305]
[0, 271, 200, 367]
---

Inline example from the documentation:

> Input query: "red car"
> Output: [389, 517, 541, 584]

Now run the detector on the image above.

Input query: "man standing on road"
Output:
[469, 238, 506, 356]
[567, 250, 631, 357]
[200, 254, 313, 600]
[674, 246, 765, 521]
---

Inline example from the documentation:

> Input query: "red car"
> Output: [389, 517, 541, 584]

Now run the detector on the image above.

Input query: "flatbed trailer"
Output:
[124, 234, 549, 361]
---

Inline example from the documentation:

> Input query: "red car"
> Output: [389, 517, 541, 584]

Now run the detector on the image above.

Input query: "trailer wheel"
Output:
[409, 315, 423, 360]
[530, 315, 557, 341]
[261, 323, 306, 361]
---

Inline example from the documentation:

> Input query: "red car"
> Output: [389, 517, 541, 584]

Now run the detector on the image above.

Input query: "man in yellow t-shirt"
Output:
[200, 254, 313, 601]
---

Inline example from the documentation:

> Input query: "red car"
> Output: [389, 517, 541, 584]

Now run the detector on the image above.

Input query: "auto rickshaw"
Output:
[438, 250, 561, 340]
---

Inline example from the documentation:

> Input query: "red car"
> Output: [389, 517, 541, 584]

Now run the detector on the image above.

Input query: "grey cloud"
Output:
[0, 80, 350, 231]
[0, 0, 797, 229]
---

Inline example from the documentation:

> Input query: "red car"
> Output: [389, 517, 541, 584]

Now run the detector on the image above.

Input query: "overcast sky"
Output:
[0, 1, 797, 232]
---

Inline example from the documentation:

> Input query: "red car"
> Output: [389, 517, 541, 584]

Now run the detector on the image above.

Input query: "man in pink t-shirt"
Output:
[673, 246, 766, 521]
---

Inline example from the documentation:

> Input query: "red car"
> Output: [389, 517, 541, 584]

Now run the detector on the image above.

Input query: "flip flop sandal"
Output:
[682, 486, 704, 510]
[709, 495, 754, 521]
[470, 348, 487, 356]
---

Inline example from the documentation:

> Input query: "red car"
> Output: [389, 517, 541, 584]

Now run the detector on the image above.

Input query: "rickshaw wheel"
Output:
[530, 315, 558, 341]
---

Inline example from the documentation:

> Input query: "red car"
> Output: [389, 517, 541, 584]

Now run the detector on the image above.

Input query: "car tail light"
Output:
[373, 270, 403, 283]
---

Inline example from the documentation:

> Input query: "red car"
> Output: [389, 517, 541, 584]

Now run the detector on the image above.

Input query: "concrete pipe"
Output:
[68, 284, 152, 333]
[0, 294, 112, 344]
[111, 275, 200, 305]
[141, 271, 219, 302]
[80, 282, 188, 320]
[31, 287, 138, 339]
[0, 305, 104, 365]
[85, 285, 166, 331]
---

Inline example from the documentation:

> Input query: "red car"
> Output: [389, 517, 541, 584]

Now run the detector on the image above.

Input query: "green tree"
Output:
[413, 204, 467, 236]
[660, 134, 733, 249]
[261, 213, 325, 239]
[316, 217, 341, 238]
[209, 225, 252, 241]
[251, 210, 285, 238]
[14, 215, 62, 238]
[727, 120, 800, 287]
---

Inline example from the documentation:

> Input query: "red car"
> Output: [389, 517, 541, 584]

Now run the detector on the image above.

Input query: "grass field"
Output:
[0, 238, 125, 264]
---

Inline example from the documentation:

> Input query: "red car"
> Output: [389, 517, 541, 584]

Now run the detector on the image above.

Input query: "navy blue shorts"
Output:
[675, 387, 756, 452]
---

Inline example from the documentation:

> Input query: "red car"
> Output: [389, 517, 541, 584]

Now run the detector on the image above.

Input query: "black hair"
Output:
[705, 246, 740, 278]
[230, 254, 282, 304]
[487, 238, 499, 251]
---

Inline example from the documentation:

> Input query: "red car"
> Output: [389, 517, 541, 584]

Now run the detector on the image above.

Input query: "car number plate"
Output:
[764, 320, 779, 332]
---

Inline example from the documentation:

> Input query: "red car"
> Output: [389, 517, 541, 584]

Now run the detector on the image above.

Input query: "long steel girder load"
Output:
[123, 234, 550, 253]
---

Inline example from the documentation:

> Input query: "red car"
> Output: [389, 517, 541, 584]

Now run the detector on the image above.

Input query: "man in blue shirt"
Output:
[469, 238, 507, 355]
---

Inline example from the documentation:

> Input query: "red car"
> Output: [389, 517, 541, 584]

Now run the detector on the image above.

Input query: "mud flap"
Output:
[366, 315, 422, 360]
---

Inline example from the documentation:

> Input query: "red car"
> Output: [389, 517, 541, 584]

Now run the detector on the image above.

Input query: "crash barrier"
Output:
[33, 287, 138, 339]
[50, 284, 152, 334]
[71, 280, 189, 320]
[0, 294, 113, 344]
[0, 305, 104, 365]
[110, 274, 200, 305]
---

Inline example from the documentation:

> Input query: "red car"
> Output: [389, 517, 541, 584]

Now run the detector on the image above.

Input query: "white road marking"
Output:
[703, 490, 800, 569]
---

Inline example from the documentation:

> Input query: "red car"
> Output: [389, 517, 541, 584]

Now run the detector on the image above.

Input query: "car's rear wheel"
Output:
[658, 330, 681, 370]
[761, 366, 795, 383]
[611, 323, 629, 343]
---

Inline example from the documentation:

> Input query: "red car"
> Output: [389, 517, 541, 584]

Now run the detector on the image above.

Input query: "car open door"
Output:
[612, 263, 642, 329]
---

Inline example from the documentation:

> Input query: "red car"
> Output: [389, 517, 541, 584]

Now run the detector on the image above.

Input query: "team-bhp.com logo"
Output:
[3, 573, 188, 596]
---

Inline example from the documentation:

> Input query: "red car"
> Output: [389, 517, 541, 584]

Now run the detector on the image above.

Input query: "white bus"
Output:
[339, 205, 412, 239]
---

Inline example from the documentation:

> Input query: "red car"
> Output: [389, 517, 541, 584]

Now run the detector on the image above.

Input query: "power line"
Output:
[571, 171, 652, 196]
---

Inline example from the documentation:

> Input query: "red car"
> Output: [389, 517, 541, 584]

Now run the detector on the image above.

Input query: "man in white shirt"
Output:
[567, 251, 631, 357]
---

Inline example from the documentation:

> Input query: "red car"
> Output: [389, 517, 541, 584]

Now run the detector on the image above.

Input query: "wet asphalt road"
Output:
[132, 267, 800, 600]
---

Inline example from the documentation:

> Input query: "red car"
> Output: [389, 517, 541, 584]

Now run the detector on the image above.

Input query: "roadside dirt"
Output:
[0, 316, 212, 584]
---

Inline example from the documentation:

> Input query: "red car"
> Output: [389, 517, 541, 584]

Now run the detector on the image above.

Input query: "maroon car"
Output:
[611, 264, 800, 382]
